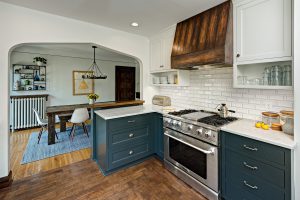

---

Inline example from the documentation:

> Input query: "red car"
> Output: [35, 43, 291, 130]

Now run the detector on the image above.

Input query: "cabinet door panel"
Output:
[162, 36, 173, 69]
[150, 39, 162, 72]
[236, 0, 291, 62]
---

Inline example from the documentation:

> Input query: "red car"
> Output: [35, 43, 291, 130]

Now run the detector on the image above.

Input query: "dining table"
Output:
[45, 100, 145, 145]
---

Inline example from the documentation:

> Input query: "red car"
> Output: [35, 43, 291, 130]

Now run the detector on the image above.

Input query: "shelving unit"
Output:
[12, 64, 47, 91]
[233, 60, 293, 90]
[150, 69, 190, 87]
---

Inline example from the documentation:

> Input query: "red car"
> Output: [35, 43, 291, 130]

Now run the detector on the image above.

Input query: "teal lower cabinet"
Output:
[93, 112, 164, 175]
[220, 131, 291, 200]
[154, 113, 164, 160]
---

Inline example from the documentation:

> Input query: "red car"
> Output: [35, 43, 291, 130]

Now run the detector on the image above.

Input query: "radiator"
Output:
[10, 96, 47, 131]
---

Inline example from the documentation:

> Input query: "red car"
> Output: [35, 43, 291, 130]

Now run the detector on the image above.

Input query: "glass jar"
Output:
[262, 112, 280, 126]
[280, 110, 294, 135]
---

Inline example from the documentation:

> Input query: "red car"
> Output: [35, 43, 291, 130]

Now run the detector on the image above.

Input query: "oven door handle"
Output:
[164, 132, 215, 155]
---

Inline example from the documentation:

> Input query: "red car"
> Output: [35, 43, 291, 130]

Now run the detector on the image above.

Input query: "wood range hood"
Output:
[171, 1, 233, 69]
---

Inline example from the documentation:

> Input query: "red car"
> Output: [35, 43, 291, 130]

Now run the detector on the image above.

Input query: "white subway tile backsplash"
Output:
[157, 68, 294, 120]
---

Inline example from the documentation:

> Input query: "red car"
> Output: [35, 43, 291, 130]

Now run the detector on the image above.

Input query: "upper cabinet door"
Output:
[150, 25, 176, 72]
[150, 38, 162, 72]
[162, 27, 176, 69]
[235, 0, 292, 63]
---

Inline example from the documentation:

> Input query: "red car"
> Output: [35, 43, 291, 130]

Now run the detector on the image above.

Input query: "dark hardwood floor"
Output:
[0, 158, 207, 200]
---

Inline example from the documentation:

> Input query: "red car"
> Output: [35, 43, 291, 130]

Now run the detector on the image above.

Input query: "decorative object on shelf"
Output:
[24, 79, 31, 85]
[34, 70, 40, 81]
[12, 64, 47, 91]
[33, 57, 47, 66]
[73, 70, 94, 95]
[14, 80, 20, 90]
[87, 93, 99, 104]
[82, 46, 107, 79]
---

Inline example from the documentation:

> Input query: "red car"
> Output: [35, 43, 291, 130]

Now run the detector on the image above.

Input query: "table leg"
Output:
[48, 113, 56, 145]
[60, 117, 67, 132]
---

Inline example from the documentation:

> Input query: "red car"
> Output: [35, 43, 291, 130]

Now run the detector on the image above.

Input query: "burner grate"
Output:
[197, 115, 237, 127]
[168, 109, 198, 116]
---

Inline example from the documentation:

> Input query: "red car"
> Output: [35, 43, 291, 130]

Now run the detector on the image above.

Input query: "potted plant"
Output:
[33, 57, 47, 66]
[87, 93, 99, 104]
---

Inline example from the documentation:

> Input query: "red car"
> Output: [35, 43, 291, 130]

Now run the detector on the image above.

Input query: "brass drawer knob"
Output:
[129, 133, 134, 138]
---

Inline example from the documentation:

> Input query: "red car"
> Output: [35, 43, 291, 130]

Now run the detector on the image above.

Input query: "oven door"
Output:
[164, 127, 218, 192]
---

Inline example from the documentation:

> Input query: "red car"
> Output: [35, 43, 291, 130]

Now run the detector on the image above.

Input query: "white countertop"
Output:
[95, 105, 296, 149]
[221, 119, 296, 149]
[94, 104, 175, 120]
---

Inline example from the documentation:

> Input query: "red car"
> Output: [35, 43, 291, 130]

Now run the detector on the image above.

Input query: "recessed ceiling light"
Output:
[131, 22, 139, 27]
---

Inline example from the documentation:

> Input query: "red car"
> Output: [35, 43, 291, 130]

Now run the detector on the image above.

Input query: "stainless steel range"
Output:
[163, 109, 238, 200]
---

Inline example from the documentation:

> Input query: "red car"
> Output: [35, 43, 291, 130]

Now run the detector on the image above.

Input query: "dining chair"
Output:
[33, 108, 58, 144]
[69, 108, 90, 141]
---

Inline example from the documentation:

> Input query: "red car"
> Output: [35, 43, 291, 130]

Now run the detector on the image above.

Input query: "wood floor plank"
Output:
[0, 158, 207, 200]
[10, 124, 91, 180]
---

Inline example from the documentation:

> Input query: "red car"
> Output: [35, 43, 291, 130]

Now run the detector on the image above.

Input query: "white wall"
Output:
[293, 0, 300, 198]
[10, 51, 139, 105]
[158, 68, 294, 120]
[0, 2, 158, 178]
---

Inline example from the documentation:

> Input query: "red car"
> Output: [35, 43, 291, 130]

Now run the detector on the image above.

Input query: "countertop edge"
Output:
[221, 127, 296, 150]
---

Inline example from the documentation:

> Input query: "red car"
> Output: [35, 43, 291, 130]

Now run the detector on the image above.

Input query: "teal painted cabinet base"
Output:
[93, 112, 164, 175]
[220, 131, 291, 200]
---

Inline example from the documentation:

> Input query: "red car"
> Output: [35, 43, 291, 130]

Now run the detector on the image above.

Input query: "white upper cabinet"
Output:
[235, 0, 292, 64]
[150, 25, 176, 72]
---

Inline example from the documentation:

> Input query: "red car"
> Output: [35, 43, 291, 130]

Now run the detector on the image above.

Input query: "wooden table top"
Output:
[46, 100, 145, 115]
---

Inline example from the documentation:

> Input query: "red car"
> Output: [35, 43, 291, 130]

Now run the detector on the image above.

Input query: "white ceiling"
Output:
[0, 0, 226, 37]
[13, 43, 137, 62]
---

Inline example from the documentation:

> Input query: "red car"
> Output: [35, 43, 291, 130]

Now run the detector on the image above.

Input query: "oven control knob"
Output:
[177, 121, 182, 127]
[172, 120, 178, 126]
[166, 119, 172, 124]
[196, 128, 203, 135]
[187, 125, 193, 130]
[205, 130, 212, 138]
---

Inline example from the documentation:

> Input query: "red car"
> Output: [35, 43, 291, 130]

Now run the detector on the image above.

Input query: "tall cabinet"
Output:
[233, 0, 293, 89]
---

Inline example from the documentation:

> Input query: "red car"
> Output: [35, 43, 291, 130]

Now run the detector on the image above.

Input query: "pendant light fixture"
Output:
[82, 46, 107, 79]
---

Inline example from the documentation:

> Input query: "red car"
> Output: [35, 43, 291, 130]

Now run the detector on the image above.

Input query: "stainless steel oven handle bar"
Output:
[164, 132, 215, 155]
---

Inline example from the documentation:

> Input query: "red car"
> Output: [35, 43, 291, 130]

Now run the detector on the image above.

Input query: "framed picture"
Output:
[72, 70, 94, 95]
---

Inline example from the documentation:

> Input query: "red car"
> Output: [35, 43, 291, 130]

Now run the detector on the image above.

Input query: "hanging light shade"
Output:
[82, 46, 107, 79]
[78, 79, 89, 90]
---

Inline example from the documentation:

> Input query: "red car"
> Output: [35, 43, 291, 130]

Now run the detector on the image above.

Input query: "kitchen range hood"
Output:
[171, 1, 232, 69]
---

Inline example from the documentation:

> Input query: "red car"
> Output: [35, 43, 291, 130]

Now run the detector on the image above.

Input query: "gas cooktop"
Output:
[197, 115, 238, 127]
[168, 109, 237, 127]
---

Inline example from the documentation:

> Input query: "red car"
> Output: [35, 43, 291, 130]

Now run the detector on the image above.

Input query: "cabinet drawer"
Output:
[108, 114, 151, 132]
[226, 167, 285, 200]
[110, 126, 149, 147]
[224, 132, 285, 166]
[226, 150, 285, 188]
[109, 142, 152, 170]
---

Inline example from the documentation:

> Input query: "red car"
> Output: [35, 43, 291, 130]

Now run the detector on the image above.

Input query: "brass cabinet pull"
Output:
[129, 133, 134, 138]
[243, 181, 258, 190]
[243, 145, 258, 151]
[128, 120, 135, 123]
[128, 150, 134, 155]
[243, 162, 258, 170]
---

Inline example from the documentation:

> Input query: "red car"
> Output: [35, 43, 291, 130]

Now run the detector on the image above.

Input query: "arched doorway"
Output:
[8, 42, 143, 180]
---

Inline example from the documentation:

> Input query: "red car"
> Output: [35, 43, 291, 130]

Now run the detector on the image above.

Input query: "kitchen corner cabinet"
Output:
[234, 0, 292, 64]
[150, 25, 176, 72]
[221, 131, 291, 200]
[93, 113, 164, 175]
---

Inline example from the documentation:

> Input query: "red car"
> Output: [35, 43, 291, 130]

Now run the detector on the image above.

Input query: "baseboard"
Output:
[0, 171, 13, 189]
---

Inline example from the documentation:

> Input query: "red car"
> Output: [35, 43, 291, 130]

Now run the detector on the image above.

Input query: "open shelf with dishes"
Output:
[12, 64, 47, 91]
[233, 60, 293, 90]
[150, 69, 190, 87]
